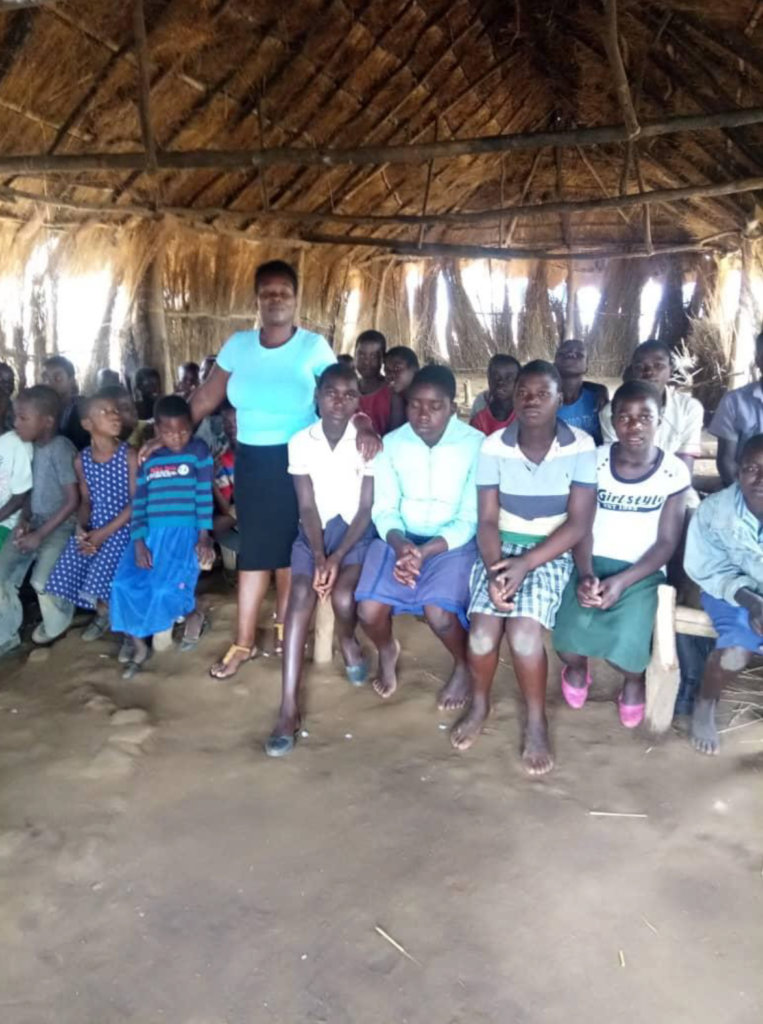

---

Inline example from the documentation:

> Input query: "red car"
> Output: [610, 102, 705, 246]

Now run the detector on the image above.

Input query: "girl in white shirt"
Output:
[553, 380, 690, 728]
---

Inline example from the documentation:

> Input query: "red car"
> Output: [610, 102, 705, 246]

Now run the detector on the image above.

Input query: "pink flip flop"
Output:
[617, 693, 645, 729]
[561, 665, 592, 710]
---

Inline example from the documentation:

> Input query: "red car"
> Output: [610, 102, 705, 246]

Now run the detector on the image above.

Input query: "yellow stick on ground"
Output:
[374, 925, 422, 966]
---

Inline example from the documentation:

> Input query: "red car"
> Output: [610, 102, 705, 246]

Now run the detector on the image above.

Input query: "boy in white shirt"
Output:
[265, 363, 375, 757]
[0, 386, 32, 552]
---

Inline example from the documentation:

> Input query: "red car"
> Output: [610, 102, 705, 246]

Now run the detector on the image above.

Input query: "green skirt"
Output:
[552, 556, 664, 674]
[0, 525, 10, 553]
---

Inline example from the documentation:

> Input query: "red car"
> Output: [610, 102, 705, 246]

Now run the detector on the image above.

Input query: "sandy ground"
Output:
[0, 587, 761, 1024]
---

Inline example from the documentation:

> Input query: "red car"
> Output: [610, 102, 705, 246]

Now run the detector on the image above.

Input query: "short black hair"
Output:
[254, 259, 299, 294]
[739, 432, 763, 461]
[178, 361, 199, 376]
[633, 339, 672, 361]
[317, 362, 359, 390]
[337, 353, 355, 366]
[96, 384, 131, 402]
[134, 366, 160, 388]
[356, 329, 387, 353]
[755, 331, 763, 355]
[516, 359, 561, 390]
[408, 365, 456, 401]
[611, 379, 662, 417]
[43, 354, 76, 379]
[385, 345, 419, 370]
[488, 353, 521, 372]
[154, 394, 192, 424]
[16, 384, 61, 424]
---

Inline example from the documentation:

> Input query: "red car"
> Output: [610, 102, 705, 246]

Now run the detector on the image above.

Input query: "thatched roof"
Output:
[0, 0, 760, 264]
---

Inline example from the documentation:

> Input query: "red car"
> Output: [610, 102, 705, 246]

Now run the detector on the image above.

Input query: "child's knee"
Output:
[506, 620, 543, 659]
[331, 585, 355, 621]
[290, 576, 313, 607]
[423, 604, 453, 636]
[469, 622, 499, 657]
[719, 645, 751, 674]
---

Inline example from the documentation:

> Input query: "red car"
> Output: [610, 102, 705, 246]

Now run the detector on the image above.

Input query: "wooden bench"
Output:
[645, 584, 716, 732]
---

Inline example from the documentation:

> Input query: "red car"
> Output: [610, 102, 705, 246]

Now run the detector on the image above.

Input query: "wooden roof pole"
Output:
[602, 0, 640, 141]
[3, 174, 761, 227]
[132, 0, 157, 172]
[0, 107, 760, 176]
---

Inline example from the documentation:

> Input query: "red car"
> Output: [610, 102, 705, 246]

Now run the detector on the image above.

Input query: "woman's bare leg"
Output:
[505, 617, 554, 775]
[451, 613, 504, 749]
[358, 599, 400, 698]
[208, 569, 270, 677]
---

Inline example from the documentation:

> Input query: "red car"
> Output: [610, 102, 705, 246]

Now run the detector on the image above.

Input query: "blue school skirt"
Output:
[110, 525, 200, 638]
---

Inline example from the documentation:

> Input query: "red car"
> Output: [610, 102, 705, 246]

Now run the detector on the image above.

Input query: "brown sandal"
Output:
[208, 642, 257, 680]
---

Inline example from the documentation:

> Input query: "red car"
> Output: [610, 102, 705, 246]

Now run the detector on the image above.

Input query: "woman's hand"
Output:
[577, 574, 603, 607]
[393, 542, 422, 588]
[352, 411, 382, 460]
[597, 574, 627, 611]
[138, 435, 162, 465]
[488, 579, 515, 613]
[196, 534, 215, 570]
[134, 539, 153, 570]
[313, 553, 340, 600]
[490, 554, 530, 601]
[76, 529, 97, 557]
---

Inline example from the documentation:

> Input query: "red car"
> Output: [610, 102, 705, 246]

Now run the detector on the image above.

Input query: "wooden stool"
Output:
[645, 584, 716, 733]
[313, 601, 335, 664]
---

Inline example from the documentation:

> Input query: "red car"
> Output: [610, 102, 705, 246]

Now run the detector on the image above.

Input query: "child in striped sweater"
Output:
[110, 395, 214, 677]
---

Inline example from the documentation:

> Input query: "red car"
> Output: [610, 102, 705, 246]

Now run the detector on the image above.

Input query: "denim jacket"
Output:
[684, 484, 763, 605]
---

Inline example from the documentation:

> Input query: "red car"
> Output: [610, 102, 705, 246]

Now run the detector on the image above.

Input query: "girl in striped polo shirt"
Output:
[110, 395, 214, 678]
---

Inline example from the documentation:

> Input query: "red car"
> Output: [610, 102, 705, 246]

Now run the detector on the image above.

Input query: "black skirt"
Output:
[235, 442, 299, 571]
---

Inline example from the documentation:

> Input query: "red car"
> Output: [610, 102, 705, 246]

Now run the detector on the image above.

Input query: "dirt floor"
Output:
[0, 586, 761, 1024]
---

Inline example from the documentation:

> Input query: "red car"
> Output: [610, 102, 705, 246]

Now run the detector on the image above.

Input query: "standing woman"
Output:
[187, 260, 376, 679]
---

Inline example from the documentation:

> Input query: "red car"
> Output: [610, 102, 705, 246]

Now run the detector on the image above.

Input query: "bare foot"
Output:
[690, 697, 720, 755]
[437, 663, 472, 711]
[450, 699, 490, 751]
[372, 640, 401, 699]
[522, 717, 554, 776]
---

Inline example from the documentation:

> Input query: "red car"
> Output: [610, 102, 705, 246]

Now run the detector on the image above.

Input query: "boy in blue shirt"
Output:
[684, 433, 763, 755]
[356, 366, 483, 712]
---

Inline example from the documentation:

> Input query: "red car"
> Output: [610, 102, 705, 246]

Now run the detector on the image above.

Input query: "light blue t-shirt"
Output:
[217, 328, 336, 446]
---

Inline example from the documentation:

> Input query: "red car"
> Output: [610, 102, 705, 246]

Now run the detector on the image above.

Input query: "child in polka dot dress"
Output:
[47, 393, 137, 641]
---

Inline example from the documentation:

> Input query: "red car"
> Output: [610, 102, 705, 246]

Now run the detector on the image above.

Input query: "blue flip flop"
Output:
[264, 731, 298, 758]
[345, 660, 369, 687]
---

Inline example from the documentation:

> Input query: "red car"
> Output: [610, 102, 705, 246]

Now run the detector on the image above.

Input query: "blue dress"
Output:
[47, 444, 131, 609]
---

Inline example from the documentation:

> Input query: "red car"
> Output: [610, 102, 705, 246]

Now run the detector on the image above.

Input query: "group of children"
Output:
[0, 356, 235, 678]
[0, 327, 760, 773]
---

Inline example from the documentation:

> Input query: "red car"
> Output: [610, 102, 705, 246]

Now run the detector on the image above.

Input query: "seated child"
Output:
[356, 365, 483, 710]
[96, 384, 139, 443]
[132, 366, 162, 421]
[0, 361, 16, 430]
[356, 330, 405, 435]
[469, 354, 520, 436]
[709, 331, 763, 487]
[683, 433, 763, 755]
[0, 385, 32, 553]
[553, 381, 690, 727]
[266, 364, 376, 756]
[96, 368, 121, 389]
[451, 360, 597, 775]
[384, 346, 419, 400]
[554, 338, 608, 443]
[212, 400, 239, 566]
[0, 386, 78, 655]
[46, 393, 137, 644]
[175, 361, 200, 401]
[600, 340, 703, 476]
[109, 395, 214, 678]
[42, 355, 90, 450]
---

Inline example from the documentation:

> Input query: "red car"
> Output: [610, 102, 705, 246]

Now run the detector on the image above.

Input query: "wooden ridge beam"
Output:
[4, 174, 759, 226]
[301, 233, 733, 263]
[0, 106, 760, 176]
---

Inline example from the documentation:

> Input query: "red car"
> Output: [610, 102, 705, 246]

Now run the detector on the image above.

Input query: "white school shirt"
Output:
[288, 420, 374, 528]
[600, 386, 703, 458]
[592, 444, 690, 563]
[0, 430, 33, 530]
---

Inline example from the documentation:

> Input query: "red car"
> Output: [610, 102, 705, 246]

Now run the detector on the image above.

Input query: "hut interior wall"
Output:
[0, 221, 760, 399]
